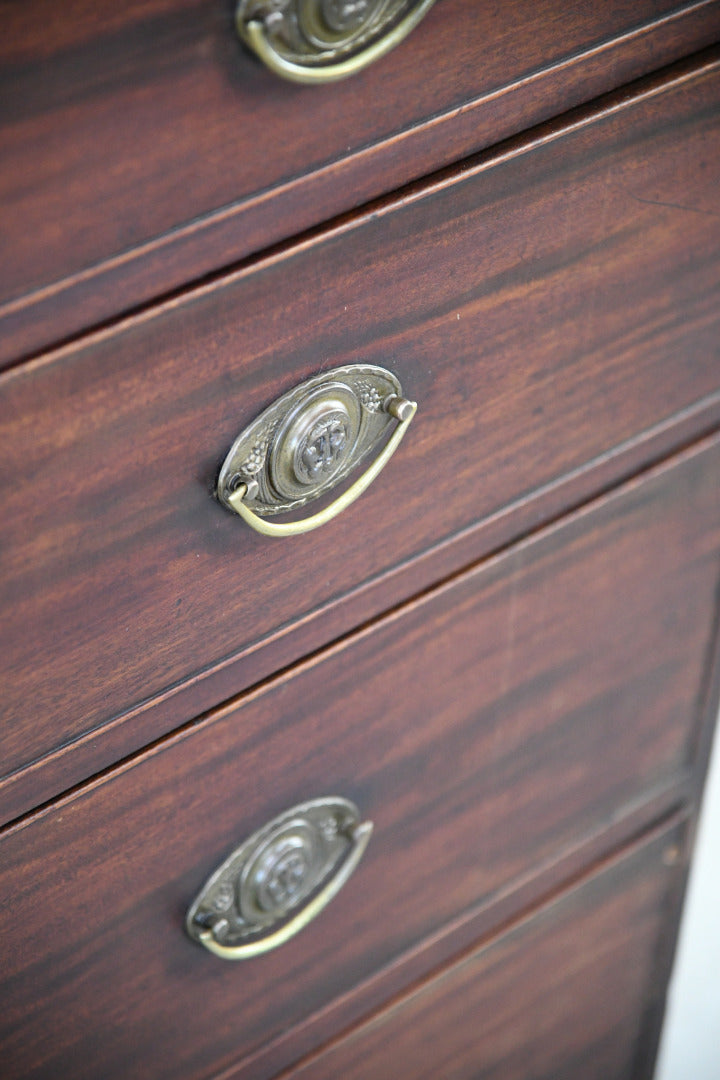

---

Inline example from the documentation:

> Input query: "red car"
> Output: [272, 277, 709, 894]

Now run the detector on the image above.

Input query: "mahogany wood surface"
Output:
[1, 59, 719, 822]
[281, 822, 687, 1080]
[3, 2, 720, 365]
[214, 800, 694, 1080]
[0, 440, 718, 1080]
[3, 392, 720, 831]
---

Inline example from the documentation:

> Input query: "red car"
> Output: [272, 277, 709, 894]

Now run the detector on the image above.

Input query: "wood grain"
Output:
[2, 2, 720, 364]
[0, 440, 717, 1079]
[280, 822, 687, 1080]
[1, 61, 719, 820]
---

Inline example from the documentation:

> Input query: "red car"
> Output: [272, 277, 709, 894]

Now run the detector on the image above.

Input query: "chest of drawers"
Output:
[1, 4, 720, 1078]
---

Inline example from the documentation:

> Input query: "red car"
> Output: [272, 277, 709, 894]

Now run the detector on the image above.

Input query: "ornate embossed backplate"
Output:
[238, 0, 402, 59]
[186, 797, 369, 955]
[217, 364, 404, 516]
[235, 0, 437, 83]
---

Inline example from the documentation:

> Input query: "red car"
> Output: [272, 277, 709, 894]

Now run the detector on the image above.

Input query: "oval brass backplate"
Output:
[217, 364, 405, 517]
[236, 0, 437, 85]
[186, 798, 372, 959]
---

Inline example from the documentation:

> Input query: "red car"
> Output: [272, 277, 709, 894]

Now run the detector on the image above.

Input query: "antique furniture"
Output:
[1, 2, 720, 1077]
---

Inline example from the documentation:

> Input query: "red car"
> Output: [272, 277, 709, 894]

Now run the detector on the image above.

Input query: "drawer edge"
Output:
[2, 21, 720, 370]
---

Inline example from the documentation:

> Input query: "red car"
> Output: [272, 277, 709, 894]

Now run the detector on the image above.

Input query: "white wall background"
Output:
[654, 712, 720, 1080]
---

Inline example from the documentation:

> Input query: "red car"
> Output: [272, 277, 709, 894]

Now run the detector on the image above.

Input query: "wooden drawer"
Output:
[2, 58, 720, 823]
[3, 2, 720, 364]
[1, 439, 718, 1080]
[282, 820, 687, 1080]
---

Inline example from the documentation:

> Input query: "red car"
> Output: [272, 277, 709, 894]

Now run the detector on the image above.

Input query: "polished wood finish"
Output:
[281, 822, 687, 1080]
[2, 6, 720, 1078]
[2, 58, 719, 822]
[211, 799, 695, 1080]
[3, 2, 720, 365]
[0, 439, 718, 1080]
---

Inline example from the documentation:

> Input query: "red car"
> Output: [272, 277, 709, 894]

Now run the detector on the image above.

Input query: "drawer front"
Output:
[282, 821, 686, 1080]
[1, 440, 718, 1080]
[1, 60, 720, 819]
[4, 2, 720, 362]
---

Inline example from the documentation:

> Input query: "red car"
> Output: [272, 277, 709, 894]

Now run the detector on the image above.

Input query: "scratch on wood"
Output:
[617, 184, 720, 218]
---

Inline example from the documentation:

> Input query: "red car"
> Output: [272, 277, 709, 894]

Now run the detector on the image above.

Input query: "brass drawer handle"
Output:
[236, 0, 437, 85]
[217, 364, 416, 538]
[186, 798, 373, 959]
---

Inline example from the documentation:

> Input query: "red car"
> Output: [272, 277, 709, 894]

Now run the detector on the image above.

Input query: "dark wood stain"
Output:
[2, 9, 720, 1077]
[0, 441, 717, 1079]
[2, 2, 720, 364]
[211, 797, 696, 1080]
[1, 61, 719, 821]
[280, 823, 687, 1080]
